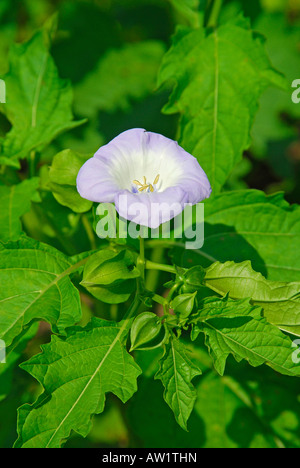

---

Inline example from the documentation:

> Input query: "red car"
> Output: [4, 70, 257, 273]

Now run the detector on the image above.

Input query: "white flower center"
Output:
[108, 141, 184, 193]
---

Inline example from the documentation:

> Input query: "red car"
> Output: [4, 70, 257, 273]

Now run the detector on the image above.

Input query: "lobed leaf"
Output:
[204, 261, 300, 336]
[0, 237, 86, 346]
[15, 318, 142, 448]
[0, 18, 84, 167]
[74, 41, 165, 118]
[158, 15, 286, 193]
[0, 178, 39, 242]
[252, 13, 300, 154]
[194, 296, 300, 377]
[203, 190, 300, 282]
[155, 336, 202, 430]
[175, 190, 300, 282]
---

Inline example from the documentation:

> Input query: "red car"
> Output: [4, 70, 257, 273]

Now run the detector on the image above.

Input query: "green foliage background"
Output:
[0, 0, 300, 449]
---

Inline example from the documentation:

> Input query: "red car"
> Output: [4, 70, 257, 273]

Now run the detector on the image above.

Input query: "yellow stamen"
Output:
[133, 174, 160, 192]
[153, 174, 160, 185]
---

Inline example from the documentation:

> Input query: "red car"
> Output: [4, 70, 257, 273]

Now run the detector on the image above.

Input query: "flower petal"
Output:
[114, 186, 189, 229]
[76, 129, 212, 220]
[96, 128, 212, 200]
[76, 156, 119, 203]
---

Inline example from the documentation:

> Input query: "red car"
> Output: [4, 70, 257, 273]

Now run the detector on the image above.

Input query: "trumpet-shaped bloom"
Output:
[76, 128, 212, 228]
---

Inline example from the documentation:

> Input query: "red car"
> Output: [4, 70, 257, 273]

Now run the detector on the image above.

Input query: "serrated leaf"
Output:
[0, 236, 86, 346]
[204, 261, 300, 336]
[174, 190, 300, 282]
[155, 337, 202, 430]
[202, 190, 300, 282]
[74, 41, 165, 118]
[194, 296, 300, 377]
[204, 190, 300, 282]
[191, 295, 258, 324]
[0, 323, 38, 402]
[0, 19, 84, 167]
[49, 149, 93, 213]
[0, 178, 39, 242]
[128, 347, 292, 448]
[252, 13, 300, 154]
[158, 15, 286, 193]
[15, 318, 141, 448]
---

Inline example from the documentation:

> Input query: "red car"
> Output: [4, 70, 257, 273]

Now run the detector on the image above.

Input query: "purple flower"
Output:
[76, 128, 212, 229]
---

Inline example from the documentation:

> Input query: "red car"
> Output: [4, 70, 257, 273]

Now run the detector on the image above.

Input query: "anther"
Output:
[133, 174, 160, 193]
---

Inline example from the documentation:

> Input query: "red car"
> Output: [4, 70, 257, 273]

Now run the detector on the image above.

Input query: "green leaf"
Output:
[15, 318, 142, 448]
[128, 346, 293, 448]
[0, 323, 38, 402]
[0, 18, 84, 167]
[191, 295, 258, 324]
[204, 261, 300, 336]
[204, 190, 300, 281]
[252, 13, 300, 155]
[49, 149, 93, 213]
[203, 190, 300, 281]
[158, 15, 286, 193]
[81, 249, 140, 304]
[74, 41, 165, 118]
[155, 336, 202, 430]
[0, 236, 86, 346]
[0, 178, 39, 242]
[193, 296, 300, 377]
[176, 190, 300, 282]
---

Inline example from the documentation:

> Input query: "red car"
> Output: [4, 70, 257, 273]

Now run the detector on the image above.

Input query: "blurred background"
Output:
[0, 0, 300, 448]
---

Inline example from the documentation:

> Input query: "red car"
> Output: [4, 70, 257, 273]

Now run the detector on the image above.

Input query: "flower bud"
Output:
[130, 312, 166, 351]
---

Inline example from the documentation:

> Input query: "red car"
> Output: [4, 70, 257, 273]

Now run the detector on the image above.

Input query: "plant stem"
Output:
[145, 260, 176, 275]
[151, 293, 167, 306]
[145, 247, 165, 292]
[29, 150, 36, 177]
[123, 293, 142, 324]
[166, 282, 181, 304]
[205, 0, 223, 28]
[82, 214, 97, 250]
[110, 304, 119, 321]
[139, 236, 145, 280]
[145, 239, 217, 263]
